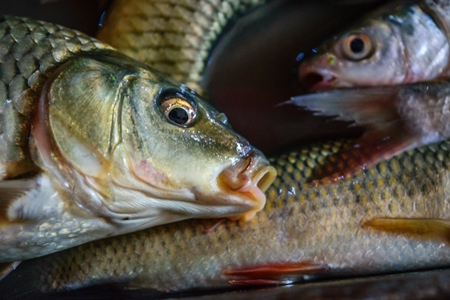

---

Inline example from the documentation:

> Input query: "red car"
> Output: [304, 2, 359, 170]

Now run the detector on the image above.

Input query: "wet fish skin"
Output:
[299, 0, 450, 90]
[5, 138, 450, 296]
[96, 0, 269, 95]
[0, 15, 113, 179]
[285, 80, 450, 182]
[0, 15, 276, 263]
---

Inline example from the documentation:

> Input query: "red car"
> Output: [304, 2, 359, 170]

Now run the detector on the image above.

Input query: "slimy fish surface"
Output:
[291, 0, 450, 182]
[0, 15, 275, 271]
[96, 0, 268, 95]
[2, 138, 450, 298]
[299, 0, 450, 90]
[286, 80, 450, 183]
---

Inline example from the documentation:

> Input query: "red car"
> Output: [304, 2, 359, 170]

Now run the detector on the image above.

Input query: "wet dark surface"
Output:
[0, 0, 108, 36]
[1, 1, 449, 300]
[3, 266, 450, 299]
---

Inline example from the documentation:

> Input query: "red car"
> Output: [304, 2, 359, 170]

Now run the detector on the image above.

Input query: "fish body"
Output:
[286, 80, 450, 182]
[3, 138, 450, 296]
[0, 16, 275, 264]
[96, 0, 268, 95]
[299, 0, 450, 90]
[292, 0, 450, 181]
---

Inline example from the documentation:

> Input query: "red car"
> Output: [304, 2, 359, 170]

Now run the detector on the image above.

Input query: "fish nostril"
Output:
[300, 72, 325, 91]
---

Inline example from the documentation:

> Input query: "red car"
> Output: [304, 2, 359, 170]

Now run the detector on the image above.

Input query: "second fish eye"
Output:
[160, 97, 196, 127]
[342, 33, 373, 61]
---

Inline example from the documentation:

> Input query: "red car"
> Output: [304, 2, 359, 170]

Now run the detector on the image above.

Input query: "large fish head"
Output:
[298, 4, 448, 91]
[35, 51, 276, 230]
[112, 70, 277, 224]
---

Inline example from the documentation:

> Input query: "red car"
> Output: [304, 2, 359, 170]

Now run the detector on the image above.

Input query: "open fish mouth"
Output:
[299, 65, 338, 91]
[218, 155, 277, 219]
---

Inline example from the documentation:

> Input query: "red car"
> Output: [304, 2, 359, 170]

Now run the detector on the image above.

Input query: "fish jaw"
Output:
[299, 59, 340, 91]
[104, 146, 276, 228]
[217, 154, 277, 221]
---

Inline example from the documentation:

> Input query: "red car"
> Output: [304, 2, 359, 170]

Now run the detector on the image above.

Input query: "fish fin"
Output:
[223, 261, 327, 286]
[0, 261, 21, 281]
[286, 87, 400, 126]
[202, 218, 228, 234]
[0, 179, 37, 223]
[310, 126, 419, 185]
[362, 218, 450, 244]
[285, 88, 420, 185]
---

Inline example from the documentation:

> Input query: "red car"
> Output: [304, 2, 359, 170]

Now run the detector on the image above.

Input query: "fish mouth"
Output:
[299, 63, 337, 91]
[218, 155, 277, 220]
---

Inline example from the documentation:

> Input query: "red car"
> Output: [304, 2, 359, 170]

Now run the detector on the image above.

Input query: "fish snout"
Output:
[299, 60, 337, 91]
[219, 155, 276, 219]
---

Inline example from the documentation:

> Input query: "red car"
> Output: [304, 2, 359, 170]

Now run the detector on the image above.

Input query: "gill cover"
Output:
[33, 52, 160, 218]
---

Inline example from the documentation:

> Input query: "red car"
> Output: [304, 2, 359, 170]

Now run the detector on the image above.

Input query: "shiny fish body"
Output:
[291, 0, 450, 182]
[3, 138, 450, 296]
[96, 0, 269, 94]
[299, 0, 450, 90]
[0, 15, 275, 264]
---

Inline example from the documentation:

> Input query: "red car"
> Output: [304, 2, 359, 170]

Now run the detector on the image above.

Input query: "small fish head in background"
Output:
[38, 51, 276, 233]
[298, 3, 450, 90]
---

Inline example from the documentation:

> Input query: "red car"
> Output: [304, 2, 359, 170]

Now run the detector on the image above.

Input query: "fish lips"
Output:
[299, 62, 342, 91]
[216, 155, 277, 220]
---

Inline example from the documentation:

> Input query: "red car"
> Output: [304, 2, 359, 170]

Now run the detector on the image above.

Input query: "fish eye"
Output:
[342, 33, 373, 61]
[160, 97, 196, 127]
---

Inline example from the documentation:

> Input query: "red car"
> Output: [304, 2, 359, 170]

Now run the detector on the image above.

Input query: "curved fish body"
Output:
[2, 138, 450, 297]
[96, 0, 269, 95]
[0, 15, 276, 264]
[299, 0, 450, 90]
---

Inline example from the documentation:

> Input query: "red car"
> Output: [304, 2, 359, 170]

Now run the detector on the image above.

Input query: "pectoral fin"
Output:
[223, 261, 327, 285]
[362, 218, 450, 244]
[286, 87, 400, 125]
[309, 126, 419, 185]
[0, 179, 37, 224]
[285, 88, 422, 184]
[0, 261, 21, 281]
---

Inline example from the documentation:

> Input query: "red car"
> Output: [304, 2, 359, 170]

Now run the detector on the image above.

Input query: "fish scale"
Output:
[3, 139, 450, 296]
[96, 0, 267, 94]
[0, 15, 112, 179]
[0, 14, 275, 266]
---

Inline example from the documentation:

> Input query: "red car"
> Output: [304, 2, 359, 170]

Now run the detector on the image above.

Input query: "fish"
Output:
[96, 0, 269, 95]
[298, 0, 450, 91]
[1, 138, 450, 298]
[284, 80, 450, 183]
[291, 0, 450, 182]
[0, 14, 276, 272]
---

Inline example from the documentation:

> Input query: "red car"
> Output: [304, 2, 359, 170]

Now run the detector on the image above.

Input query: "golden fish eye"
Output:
[342, 33, 373, 61]
[160, 97, 196, 127]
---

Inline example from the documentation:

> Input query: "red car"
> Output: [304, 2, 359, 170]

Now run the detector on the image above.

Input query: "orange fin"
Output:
[223, 261, 327, 286]
[362, 218, 450, 244]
